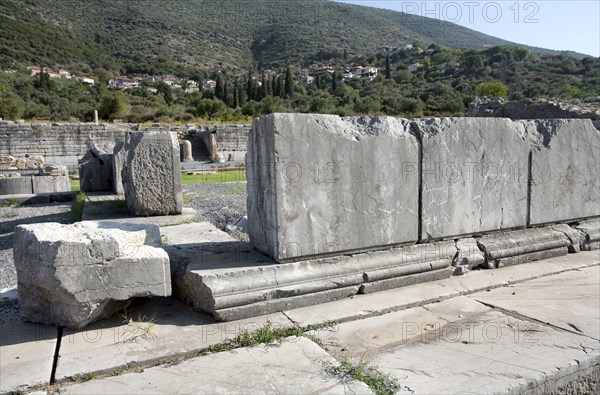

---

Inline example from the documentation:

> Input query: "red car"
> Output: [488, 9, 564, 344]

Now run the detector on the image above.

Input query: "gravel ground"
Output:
[0, 202, 73, 290]
[0, 183, 248, 291]
[183, 182, 248, 240]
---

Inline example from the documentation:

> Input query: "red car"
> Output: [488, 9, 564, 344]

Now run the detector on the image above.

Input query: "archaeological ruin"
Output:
[4, 113, 600, 326]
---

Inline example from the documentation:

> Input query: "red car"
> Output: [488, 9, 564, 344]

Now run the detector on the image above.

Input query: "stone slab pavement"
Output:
[56, 337, 373, 395]
[1, 251, 598, 394]
[82, 193, 197, 226]
[0, 298, 57, 393]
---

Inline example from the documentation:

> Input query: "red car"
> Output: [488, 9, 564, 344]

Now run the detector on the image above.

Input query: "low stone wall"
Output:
[0, 122, 250, 170]
[0, 175, 71, 194]
[0, 121, 126, 172]
[248, 114, 600, 263]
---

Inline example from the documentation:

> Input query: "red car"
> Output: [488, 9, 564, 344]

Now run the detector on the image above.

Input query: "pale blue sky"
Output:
[335, 1, 600, 57]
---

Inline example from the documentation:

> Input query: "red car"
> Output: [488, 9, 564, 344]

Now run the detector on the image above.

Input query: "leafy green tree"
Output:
[156, 82, 174, 105]
[475, 81, 509, 98]
[0, 94, 25, 120]
[196, 98, 227, 120]
[98, 92, 130, 120]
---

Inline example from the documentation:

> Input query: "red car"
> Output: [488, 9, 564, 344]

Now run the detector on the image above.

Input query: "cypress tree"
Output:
[385, 54, 391, 79]
[285, 66, 294, 97]
[246, 69, 253, 101]
[315, 74, 321, 90]
[215, 74, 225, 101]
[261, 74, 268, 99]
[237, 79, 246, 107]
[232, 77, 239, 108]
[277, 75, 286, 98]
[331, 71, 337, 92]
[272, 75, 279, 97]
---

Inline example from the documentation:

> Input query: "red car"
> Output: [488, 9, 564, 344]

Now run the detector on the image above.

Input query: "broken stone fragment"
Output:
[13, 221, 170, 329]
[453, 238, 485, 275]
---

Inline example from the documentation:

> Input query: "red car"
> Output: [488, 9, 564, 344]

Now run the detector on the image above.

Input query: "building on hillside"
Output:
[299, 74, 315, 86]
[108, 77, 139, 89]
[203, 79, 217, 90]
[355, 67, 378, 81]
[28, 66, 42, 76]
[162, 75, 177, 86]
[76, 76, 95, 85]
[58, 69, 72, 79]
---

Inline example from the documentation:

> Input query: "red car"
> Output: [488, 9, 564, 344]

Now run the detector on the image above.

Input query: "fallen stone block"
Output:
[477, 226, 573, 268]
[413, 117, 529, 241]
[122, 131, 183, 216]
[247, 113, 419, 262]
[575, 218, 600, 251]
[524, 119, 600, 224]
[14, 221, 170, 329]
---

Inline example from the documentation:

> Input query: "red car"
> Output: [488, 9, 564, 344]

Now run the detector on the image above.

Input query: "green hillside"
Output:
[0, 0, 555, 75]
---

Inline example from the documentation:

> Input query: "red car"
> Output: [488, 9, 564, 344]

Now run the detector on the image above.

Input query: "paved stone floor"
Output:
[1, 251, 598, 394]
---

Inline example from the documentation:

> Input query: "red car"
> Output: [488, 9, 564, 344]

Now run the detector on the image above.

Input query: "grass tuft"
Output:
[181, 171, 246, 184]
[325, 358, 401, 395]
[70, 192, 87, 222]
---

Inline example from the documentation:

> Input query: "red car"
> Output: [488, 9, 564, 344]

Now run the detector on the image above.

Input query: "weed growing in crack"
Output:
[325, 358, 401, 395]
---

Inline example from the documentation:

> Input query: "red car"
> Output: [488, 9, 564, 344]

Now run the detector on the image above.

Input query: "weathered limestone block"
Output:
[477, 226, 573, 268]
[78, 145, 114, 192]
[523, 119, 600, 224]
[113, 140, 125, 194]
[247, 113, 419, 263]
[574, 219, 600, 251]
[414, 118, 529, 241]
[14, 221, 170, 329]
[31, 175, 71, 193]
[0, 175, 31, 194]
[122, 131, 183, 216]
[453, 238, 486, 275]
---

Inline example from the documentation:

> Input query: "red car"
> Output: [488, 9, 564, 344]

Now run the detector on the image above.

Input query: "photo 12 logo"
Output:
[400, 1, 540, 24]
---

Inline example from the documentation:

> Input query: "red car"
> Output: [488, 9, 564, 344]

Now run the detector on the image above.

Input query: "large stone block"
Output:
[14, 221, 170, 329]
[78, 145, 114, 192]
[523, 119, 600, 224]
[247, 113, 419, 262]
[0, 176, 32, 195]
[414, 118, 529, 241]
[122, 131, 183, 216]
[31, 175, 71, 193]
